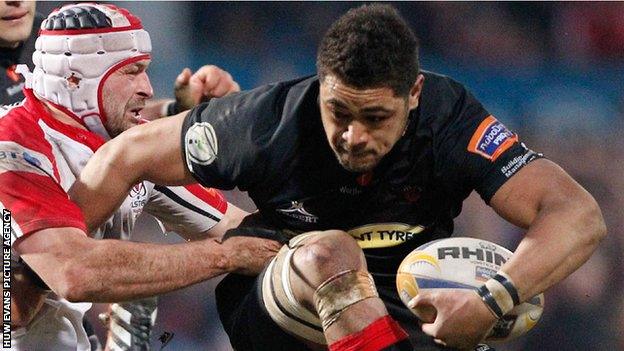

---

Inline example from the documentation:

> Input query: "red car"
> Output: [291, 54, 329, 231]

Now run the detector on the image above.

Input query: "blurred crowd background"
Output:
[35, 2, 624, 350]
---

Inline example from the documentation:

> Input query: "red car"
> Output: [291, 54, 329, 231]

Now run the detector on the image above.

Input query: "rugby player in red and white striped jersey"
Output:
[0, 4, 280, 350]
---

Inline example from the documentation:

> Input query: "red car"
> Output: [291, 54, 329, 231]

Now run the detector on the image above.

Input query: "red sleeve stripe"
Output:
[182, 184, 228, 214]
[152, 185, 223, 223]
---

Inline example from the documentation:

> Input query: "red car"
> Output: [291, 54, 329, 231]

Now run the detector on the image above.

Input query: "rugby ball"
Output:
[396, 237, 544, 342]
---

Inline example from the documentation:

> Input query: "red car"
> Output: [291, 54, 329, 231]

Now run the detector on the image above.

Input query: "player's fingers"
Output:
[195, 65, 222, 89]
[174, 68, 192, 90]
[408, 290, 433, 308]
[202, 74, 228, 97]
[261, 238, 283, 252]
[192, 65, 219, 80]
[209, 79, 237, 98]
[433, 338, 447, 347]
[420, 322, 438, 337]
[211, 72, 239, 95]
[225, 76, 241, 94]
[231, 81, 241, 93]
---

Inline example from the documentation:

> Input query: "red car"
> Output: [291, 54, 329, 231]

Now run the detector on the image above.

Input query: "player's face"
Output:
[101, 59, 154, 138]
[0, 1, 36, 49]
[319, 74, 422, 173]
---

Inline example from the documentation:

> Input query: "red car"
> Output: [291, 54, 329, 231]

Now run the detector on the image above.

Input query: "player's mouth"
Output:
[348, 150, 375, 158]
[1, 10, 28, 22]
[129, 107, 144, 122]
[338, 145, 375, 159]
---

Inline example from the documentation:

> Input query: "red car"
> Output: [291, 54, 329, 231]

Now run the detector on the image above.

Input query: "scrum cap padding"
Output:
[32, 4, 151, 140]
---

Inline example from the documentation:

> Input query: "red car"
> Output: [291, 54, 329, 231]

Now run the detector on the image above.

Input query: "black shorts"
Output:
[215, 270, 460, 351]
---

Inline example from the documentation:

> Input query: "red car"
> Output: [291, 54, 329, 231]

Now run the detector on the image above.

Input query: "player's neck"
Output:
[38, 98, 89, 131]
[0, 40, 21, 50]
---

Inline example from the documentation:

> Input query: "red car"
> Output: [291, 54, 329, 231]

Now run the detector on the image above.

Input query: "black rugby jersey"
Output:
[0, 14, 42, 105]
[182, 71, 542, 282]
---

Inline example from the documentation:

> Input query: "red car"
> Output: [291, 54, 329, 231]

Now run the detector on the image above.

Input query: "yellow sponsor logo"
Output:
[348, 223, 426, 249]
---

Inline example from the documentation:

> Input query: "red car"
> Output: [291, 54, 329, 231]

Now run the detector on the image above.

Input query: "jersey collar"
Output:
[23, 88, 106, 152]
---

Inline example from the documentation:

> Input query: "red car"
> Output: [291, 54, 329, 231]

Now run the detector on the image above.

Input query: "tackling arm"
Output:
[490, 158, 607, 301]
[14, 226, 280, 303]
[70, 112, 191, 233]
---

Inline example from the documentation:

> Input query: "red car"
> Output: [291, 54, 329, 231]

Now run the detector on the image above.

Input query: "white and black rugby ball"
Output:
[396, 237, 544, 342]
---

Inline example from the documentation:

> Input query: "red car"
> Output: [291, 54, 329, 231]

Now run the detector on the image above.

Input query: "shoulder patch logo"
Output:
[185, 122, 218, 171]
[467, 115, 518, 162]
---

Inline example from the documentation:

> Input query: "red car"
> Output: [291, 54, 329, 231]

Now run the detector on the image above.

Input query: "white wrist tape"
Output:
[476, 271, 520, 318]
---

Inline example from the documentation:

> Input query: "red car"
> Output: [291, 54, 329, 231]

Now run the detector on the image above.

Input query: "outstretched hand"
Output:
[174, 65, 240, 111]
[408, 289, 498, 350]
[220, 236, 282, 276]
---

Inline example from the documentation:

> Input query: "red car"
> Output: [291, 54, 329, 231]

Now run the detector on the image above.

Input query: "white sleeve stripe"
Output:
[153, 185, 221, 222]
[145, 183, 224, 234]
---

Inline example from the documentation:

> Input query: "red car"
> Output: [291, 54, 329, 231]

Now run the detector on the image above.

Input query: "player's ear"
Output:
[407, 74, 425, 111]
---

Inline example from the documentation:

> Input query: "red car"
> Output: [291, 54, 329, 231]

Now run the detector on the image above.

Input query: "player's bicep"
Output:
[489, 158, 588, 229]
[72, 113, 195, 232]
[122, 112, 195, 185]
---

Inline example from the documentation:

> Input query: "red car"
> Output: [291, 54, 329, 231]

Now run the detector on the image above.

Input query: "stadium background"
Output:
[37, 2, 624, 350]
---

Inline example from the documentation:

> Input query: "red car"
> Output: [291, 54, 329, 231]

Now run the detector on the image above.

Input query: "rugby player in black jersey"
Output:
[72, 4, 606, 351]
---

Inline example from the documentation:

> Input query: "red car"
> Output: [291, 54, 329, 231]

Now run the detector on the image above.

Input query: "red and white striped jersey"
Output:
[0, 89, 228, 350]
[1, 89, 227, 244]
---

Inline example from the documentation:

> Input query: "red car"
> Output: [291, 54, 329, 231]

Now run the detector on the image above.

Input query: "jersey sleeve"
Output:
[433, 82, 543, 203]
[0, 141, 86, 244]
[143, 183, 227, 239]
[180, 84, 287, 191]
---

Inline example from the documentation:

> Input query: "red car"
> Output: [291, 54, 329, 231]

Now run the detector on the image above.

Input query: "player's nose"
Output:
[342, 121, 370, 148]
[136, 71, 154, 99]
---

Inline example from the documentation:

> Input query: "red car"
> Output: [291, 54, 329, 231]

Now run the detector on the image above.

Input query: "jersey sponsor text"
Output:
[348, 223, 426, 249]
[468, 115, 518, 161]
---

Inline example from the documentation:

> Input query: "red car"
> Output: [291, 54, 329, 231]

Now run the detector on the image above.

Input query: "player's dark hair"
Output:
[317, 4, 420, 97]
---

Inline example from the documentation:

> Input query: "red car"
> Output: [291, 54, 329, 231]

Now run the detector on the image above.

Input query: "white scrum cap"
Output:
[32, 3, 152, 139]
